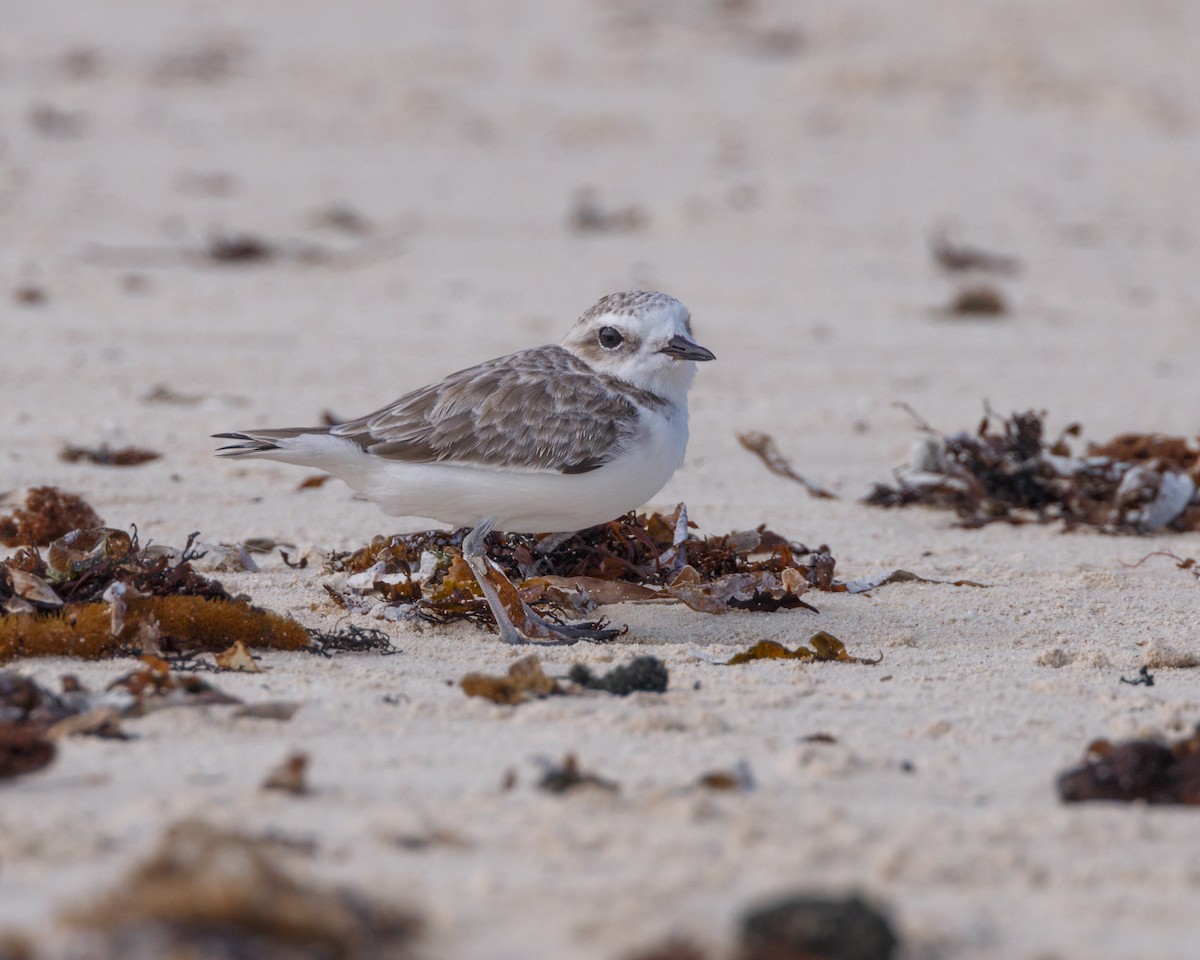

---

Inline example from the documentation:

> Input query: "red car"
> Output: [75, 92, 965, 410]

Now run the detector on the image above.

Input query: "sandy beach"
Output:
[4, 1, 1200, 957]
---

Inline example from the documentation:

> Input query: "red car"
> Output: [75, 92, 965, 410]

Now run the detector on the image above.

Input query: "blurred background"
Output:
[5, 6, 1200, 958]
[4, 0, 1200, 539]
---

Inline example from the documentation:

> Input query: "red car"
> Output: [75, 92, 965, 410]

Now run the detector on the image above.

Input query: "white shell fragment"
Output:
[1140, 471, 1196, 532]
[9, 569, 63, 608]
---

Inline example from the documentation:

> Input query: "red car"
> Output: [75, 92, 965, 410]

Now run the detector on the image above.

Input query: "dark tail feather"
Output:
[213, 432, 280, 455]
[213, 427, 320, 456]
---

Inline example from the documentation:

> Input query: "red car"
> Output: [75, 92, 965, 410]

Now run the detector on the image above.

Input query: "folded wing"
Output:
[330, 346, 640, 474]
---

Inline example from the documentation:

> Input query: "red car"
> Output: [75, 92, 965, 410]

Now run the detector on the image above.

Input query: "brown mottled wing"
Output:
[329, 346, 639, 473]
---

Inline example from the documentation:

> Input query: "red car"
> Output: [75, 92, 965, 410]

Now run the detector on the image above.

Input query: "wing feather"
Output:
[330, 346, 640, 473]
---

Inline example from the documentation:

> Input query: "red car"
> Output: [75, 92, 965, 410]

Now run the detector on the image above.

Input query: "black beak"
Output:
[660, 334, 716, 362]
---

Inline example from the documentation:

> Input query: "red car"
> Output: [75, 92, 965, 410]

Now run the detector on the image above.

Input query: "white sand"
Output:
[4, 0, 1200, 956]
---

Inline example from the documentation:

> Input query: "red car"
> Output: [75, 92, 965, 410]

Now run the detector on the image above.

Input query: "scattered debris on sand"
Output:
[262, 752, 310, 795]
[1119, 666, 1155, 687]
[696, 761, 755, 793]
[107, 656, 242, 715]
[307, 622, 399, 656]
[462, 654, 669, 705]
[1, 528, 308, 662]
[930, 230, 1018, 321]
[0, 720, 56, 780]
[297, 473, 333, 490]
[865, 408, 1200, 532]
[567, 656, 668, 695]
[461, 654, 560, 705]
[945, 283, 1007, 317]
[63, 820, 422, 958]
[326, 506, 964, 635]
[1058, 727, 1200, 805]
[0, 659, 252, 779]
[0, 487, 103, 547]
[622, 891, 898, 960]
[214, 639, 261, 672]
[739, 893, 899, 960]
[14, 283, 48, 305]
[691, 632, 881, 666]
[59, 444, 161, 467]
[389, 827, 471, 852]
[536, 753, 619, 794]
[1125, 550, 1200, 583]
[737, 431, 838, 499]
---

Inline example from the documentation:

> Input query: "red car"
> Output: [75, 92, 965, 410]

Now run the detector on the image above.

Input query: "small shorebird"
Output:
[216, 290, 714, 643]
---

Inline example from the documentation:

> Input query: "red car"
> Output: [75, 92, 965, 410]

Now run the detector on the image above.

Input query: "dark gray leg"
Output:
[462, 517, 528, 645]
[461, 518, 622, 645]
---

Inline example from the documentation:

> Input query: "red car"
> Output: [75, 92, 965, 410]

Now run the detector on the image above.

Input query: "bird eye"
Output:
[598, 326, 624, 349]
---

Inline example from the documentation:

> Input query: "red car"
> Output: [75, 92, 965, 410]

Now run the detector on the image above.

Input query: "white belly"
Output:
[279, 410, 689, 533]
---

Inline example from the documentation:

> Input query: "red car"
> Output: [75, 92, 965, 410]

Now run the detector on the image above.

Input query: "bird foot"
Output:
[461, 517, 625, 645]
[463, 554, 623, 646]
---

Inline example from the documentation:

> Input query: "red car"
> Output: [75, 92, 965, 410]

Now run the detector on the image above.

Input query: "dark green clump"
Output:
[568, 656, 668, 695]
[740, 894, 898, 960]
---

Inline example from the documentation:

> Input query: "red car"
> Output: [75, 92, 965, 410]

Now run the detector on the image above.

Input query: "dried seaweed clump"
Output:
[1, 655, 293, 780]
[0, 487, 103, 547]
[865, 409, 1200, 533]
[59, 444, 161, 467]
[2, 672, 102, 777]
[461, 654, 561, 705]
[623, 891, 898, 960]
[1, 528, 308, 662]
[462, 654, 669, 705]
[0, 717, 56, 780]
[715, 632, 880, 666]
[306, 623, 399, 657]
[326, 506, 842, 632]
[65, 820, 421, 958]
[1058, 726, 1200, 805]
[568, 656, 668, 695]
[739, 893, 898, 960]
[621, 890, 900, 960]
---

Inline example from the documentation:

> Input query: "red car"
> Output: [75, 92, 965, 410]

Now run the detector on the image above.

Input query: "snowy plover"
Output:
[216, 290, 714, 643]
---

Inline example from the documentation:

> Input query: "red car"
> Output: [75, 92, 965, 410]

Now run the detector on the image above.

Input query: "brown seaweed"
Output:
[1, 594, 308, 663]
[698, 632, 881, 666]
[0, 722, 55, 780]
[1058, 727, 1200, 805]
[461, 654, 560, 705]
[737, 431, 838, 499]
[64, 820, 421, 957]
[1, 528, 308, 662]
[0, 488, 103, 547]
[59, 444, 161, 467]
[328, 508, 842, 632]
[261, 752, 310, 795]
[865, 408, 1200, 533]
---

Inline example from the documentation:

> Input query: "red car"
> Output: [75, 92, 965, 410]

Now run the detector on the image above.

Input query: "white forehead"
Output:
[574, 291, 691, 337]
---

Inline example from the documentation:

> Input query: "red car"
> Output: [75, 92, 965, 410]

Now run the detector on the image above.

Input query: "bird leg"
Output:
[461, 518, 622, 645]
